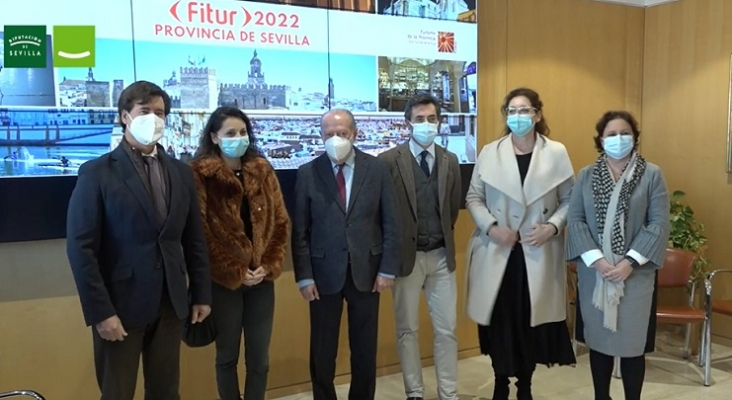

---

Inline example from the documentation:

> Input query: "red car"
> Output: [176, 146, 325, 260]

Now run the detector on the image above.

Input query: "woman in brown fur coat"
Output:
[190, 107, 290, 400]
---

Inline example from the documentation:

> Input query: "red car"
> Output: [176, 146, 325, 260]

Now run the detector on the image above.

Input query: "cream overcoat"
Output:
[465, 134, 575, 327]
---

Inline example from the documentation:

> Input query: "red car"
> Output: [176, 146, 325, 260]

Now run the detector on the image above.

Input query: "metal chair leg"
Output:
[698, 318, 708, 367]
[682, 323, 692, 359]
[613, 356, 622, 379]
[704, 316, 713, 386]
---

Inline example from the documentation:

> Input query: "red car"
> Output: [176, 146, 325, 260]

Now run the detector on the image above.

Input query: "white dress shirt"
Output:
[409, 139, 436, 174]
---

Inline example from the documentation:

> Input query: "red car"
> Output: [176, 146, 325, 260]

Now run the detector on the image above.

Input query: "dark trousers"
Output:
[212, 280, 275, 400]
[93, 290, 184, 400]
[309, 269, 380, 400]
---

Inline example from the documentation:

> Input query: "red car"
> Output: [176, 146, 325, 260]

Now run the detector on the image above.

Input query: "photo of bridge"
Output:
[0, 108, 115, 176]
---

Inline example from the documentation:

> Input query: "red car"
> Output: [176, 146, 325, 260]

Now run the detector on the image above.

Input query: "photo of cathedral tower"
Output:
[218, 50, 289, 109]
[378, 0, 476, 22]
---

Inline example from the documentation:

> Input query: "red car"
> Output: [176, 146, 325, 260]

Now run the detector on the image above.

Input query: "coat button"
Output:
[155, 262, 161, 269]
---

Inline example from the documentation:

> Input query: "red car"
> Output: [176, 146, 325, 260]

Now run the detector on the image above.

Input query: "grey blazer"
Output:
[566, 161, 671, 269]
[291, 149, 401, 295]
[378, 142, 461, 277]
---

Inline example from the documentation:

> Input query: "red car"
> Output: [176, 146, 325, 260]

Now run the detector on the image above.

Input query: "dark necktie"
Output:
[143, 156, 167, 224]
[420, 150, 430, 177]
[336, 164, 346, 208]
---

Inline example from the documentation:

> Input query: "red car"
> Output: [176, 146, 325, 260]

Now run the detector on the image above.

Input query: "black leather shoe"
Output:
[406, 397, 423, 400]
[492, 375, 510, 400]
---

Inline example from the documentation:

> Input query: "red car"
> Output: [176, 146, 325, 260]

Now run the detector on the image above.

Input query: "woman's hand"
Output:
[605, 260, 633, 282]
[243, 267, 266, 286]
[592, 258, 615, 276]
[520, 224, 555, 247]
[488, 225, 518, 247]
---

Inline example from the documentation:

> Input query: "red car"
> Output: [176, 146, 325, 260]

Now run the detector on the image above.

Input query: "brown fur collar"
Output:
[191, 156, 290, 290]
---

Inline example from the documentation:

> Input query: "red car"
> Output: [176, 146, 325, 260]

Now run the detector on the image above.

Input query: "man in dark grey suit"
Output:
[291, 108, 401, 400]
[66, 81, 212, 400]
[378, 94, 462, 400]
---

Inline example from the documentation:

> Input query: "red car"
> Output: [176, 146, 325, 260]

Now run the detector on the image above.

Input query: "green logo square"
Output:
[52, 25, 95, 68]
[3, 25, 47, 68]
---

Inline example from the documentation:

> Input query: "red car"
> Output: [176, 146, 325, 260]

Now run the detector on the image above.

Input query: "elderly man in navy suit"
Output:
[291, 108, 401, 400]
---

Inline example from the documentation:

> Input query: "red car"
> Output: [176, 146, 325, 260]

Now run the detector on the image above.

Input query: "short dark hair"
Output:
[404, 93, 442, 121]
[593, 111, 641, 153]
[192, 107, 263, 162]
[117, 81, 172, 130]
[500, 87, 550, 136]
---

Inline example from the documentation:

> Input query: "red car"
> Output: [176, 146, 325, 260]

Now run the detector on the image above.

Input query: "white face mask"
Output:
[128, 113, 165, 146]
[603, 135, 634, 160]
[411, 122, 439, 146]
[324, 135, 352, 162]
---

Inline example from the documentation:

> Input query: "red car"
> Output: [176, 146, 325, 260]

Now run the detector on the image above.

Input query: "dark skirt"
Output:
[574, 271, 659, 354]
[478, 244, 576, 377]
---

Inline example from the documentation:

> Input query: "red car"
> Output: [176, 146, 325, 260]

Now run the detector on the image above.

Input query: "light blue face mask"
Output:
[603, 134, 634, 160]
[507, 115, 534, 137]
[219, 136, 250, 158]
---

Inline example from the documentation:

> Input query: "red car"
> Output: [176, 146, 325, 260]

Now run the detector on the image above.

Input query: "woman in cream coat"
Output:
[465, 88, 576, 400]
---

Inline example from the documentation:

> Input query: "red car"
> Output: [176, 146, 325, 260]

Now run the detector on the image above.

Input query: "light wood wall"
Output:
[643, 0, 732, 340]
[0, 0, 649, 399]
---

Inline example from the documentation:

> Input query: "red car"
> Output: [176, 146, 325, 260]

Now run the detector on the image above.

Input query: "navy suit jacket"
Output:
[66, 144, 212, 329]
[291, 149, 401, 295]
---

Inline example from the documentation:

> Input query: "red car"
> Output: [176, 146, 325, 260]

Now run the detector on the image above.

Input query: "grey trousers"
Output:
[212, 280, 275, 400]
[392, 248, 458, 400]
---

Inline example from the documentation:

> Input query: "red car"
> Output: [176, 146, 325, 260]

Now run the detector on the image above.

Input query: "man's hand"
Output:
[488, 225, 518, 247]
[191, 304, 211, 323]
[606, 259, 633, 282]
[372, 275, 394, 293]
[520, 224, 555, 247]
[243, 267, 266, 286]
[300, 283, 320, 301]
[96, 315, 128, 341]
[592, 258, 615, 276]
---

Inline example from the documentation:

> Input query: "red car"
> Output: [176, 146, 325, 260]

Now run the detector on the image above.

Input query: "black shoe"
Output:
[492, 375, 510, 400]
[406, 397, 423, 400]
[515, 372, 533, 400]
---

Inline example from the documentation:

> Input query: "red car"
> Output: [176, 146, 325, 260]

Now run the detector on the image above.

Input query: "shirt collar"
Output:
[330, 148, 356, 169]
[123, 137, 159, 157]
[409, 138, 435, 160]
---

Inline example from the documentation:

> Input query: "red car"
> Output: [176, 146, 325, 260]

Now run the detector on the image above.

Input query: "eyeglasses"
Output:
[505, 107, 536, 116]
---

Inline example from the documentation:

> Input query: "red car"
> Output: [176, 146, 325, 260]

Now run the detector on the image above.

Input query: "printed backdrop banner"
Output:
[132, 0, 329, 51]
[0, 0, 478, 177]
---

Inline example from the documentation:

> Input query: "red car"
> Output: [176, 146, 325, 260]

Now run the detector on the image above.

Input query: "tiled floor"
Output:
[274, 332, 732, 399]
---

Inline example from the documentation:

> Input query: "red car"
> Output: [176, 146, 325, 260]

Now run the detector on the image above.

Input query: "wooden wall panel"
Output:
[500, 0, 645, 170]
[643, 0, 732, 340]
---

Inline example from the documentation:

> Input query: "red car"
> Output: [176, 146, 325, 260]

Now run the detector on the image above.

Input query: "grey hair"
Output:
[320, 108, 357, 133]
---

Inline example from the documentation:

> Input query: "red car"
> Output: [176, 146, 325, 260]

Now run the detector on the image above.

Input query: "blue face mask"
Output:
[219, 136, 250, 158]
[507, 115, 534, 137]
[603, 135, 634, 160]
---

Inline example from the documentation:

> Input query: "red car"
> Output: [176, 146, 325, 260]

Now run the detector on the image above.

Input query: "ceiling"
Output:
[589, 0, 680, 6]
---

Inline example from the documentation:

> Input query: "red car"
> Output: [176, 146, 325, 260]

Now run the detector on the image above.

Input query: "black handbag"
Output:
[182, 307, 217, 348]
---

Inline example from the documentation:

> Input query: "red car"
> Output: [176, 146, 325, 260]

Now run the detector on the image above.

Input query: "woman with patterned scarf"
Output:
[566, 111, 670, 400]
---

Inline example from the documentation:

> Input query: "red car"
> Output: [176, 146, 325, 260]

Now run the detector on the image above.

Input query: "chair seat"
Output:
[657, 305, 706, 324]
[712, 300, 732, 316]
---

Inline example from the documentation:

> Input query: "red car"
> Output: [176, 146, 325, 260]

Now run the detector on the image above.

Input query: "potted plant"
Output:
[667, 190, 710, 355]
[668, 190, 710, 282]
